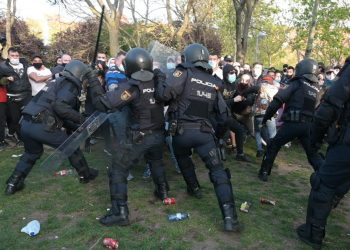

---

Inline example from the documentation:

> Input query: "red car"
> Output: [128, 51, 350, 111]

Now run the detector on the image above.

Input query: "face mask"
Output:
[167, 62, 176, 70]
[33, 63, 43, 70]
[325, 74, 334, 80]
[10, 58, 19, 65]
[243, 69, 250, 74]
[62, 63, 67, 67]
[118, 64, 125, 72]
[209, 61, 216, 69]
[253, 69, 262, 77]
[228, 74, 236, 83]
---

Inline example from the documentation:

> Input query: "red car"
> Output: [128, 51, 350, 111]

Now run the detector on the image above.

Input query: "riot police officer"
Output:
[297, 58, 350, 249]
[258, 58, 324, 182]
[87, 48, 169, 226]
[5, 60, 99, 195]
[155, 43, 241, 232]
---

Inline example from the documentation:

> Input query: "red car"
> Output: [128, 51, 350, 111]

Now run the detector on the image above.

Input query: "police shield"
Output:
[40, 111, 110, 172]
[148, 41, 181, 73]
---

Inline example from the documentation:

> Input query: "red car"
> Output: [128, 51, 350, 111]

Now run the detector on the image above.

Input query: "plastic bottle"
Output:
[21, 220, 40, 237]
[54, 169, 73, 176]
[167, 212, 190, 222]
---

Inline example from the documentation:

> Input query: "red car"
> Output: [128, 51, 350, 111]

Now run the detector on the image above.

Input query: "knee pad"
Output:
[176, 156, 194, 171]
[20, 151, 43, 165]
[209, 168, 231, 187]
[310, 173, 321, 191]
[204, 148, 221, 169]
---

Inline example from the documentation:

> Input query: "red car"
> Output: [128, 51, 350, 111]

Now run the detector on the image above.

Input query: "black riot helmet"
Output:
[61, 60, 90, 82]
[124, 48, 154, 81]
[183, 43, 210, 70]
[295, 58, 318, 83]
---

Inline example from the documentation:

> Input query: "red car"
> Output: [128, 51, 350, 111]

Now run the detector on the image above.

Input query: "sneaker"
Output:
[258, 171, 268, 182]
[0, 141, 8, 151]
[174, 165, 181, 174]
[142, 165, 151, 179]
[235, 154, 252, 163]
[256, 150, 264, 158]
[103, 149, 112, 157]
[127, 172, 134, 181]
[16, 141, 24, 148]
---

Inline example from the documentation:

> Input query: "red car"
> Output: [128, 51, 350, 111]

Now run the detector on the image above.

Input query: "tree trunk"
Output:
[233, 0, 258, 64]
[3, 0, 16, 59]
[304, 0, 319, 58]
[166, 0, 173, 25]
[176, 0, 194, 47]
[107, 22, 120, 56]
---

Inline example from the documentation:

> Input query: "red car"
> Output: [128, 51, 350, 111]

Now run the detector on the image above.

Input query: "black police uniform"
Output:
[155, 43, 241, 232]
[87, 48, 169, 227]
[296, 58, 350, 249]
[5, 60, 98, 195]
[258, 59, 324, 182]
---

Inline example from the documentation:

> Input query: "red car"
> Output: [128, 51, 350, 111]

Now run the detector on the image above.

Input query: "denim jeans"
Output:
[254, 116, 277, 151]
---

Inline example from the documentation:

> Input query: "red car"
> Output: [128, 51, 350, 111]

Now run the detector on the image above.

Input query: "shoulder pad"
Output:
[128, 78, 140, 87]
[178, 63, 195, 69]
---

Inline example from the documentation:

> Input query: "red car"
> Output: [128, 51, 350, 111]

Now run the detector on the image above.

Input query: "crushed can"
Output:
[54, 169, 73, 176]
[163, 197, 176, 205]
[260, 198, 276, 206]
[240, 201, 250, 213]
[103, 237, 119, 249]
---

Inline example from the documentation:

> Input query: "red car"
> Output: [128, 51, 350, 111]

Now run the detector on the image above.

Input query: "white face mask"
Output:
[10, 58, 20, 65]
[118, 64, 125, 72]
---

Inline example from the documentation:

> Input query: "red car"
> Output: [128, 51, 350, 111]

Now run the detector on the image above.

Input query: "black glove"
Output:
[153, 68, 166, 84]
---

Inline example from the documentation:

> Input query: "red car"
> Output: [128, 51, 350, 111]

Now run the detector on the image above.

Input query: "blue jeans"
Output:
[254, 116, 277, 151]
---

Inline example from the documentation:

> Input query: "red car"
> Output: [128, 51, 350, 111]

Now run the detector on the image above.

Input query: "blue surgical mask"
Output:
[208, 60, 215, 69]
[167, 62, 175, 70]
[228, 74, 236, 83]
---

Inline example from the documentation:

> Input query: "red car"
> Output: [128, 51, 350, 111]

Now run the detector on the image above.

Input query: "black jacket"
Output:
[0, 59, 31, 95]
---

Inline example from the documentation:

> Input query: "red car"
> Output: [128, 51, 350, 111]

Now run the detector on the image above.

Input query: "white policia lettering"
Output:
[143, 88, 155, 93]
[149, 98, 156, 104]
[303, 81, 319, 92]
[191, 77, 216, 88]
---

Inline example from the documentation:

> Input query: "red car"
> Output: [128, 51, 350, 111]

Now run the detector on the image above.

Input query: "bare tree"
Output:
[232, 0, 258, 64]
[50, 0, 125, 57]
[2, 0, 16, 59]
[304, 0, 319, 58]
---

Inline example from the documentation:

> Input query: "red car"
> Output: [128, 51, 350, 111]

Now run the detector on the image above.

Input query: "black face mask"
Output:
[62, 63, 67, 67]
[33, 63, 43, 70]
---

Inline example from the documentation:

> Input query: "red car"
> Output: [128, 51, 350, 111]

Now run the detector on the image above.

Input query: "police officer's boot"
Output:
[5, 171, 25, 195]
[99, 200, 130, 226]
[221, 203, 242, 232]
[296, 223, 324, 249]
[154, 182, 169, 200]
[258, 156, 271, 182]
[69, 151, 99, 183]
[181, 170, 202, 198]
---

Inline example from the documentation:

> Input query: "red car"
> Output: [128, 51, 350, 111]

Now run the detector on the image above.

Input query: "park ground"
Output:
[0, 138, 349, 249]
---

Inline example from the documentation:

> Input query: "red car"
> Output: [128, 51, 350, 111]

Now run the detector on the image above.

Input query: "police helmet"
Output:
[125, 48, 154, 81]
[62, 60, 90, 82]
[183, 43, 210, 69]
[295, 58, 318, 83]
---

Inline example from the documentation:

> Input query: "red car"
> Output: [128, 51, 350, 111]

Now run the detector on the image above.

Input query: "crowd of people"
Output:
[0, 43, 348, 249]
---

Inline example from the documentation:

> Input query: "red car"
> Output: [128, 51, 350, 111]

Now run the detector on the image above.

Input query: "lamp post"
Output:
[255, 31, 267, 62]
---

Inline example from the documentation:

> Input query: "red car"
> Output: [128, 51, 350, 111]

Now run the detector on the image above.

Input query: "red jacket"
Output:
[0, 85, 7, 103]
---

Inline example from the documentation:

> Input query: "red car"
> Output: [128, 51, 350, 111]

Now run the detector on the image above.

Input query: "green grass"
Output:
[0, 139, 349, 249]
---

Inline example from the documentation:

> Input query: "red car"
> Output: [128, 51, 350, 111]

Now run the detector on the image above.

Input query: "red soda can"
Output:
[103, 237, 119, 249]
[163, 197, 176, 205]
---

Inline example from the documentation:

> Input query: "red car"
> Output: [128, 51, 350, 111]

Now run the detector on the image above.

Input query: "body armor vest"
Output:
[282, 79, 319, 122]
[175, 67, 222, 124]
[129, 79, 164, 131]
